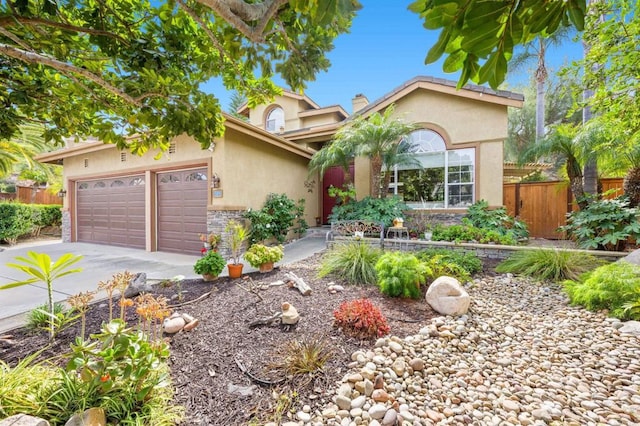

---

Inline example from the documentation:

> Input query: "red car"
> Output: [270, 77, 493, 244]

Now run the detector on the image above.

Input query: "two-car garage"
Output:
[75, 167, 208, 255]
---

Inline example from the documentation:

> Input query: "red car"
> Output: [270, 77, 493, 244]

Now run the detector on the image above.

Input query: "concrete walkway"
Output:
[0, 233, 327, 333]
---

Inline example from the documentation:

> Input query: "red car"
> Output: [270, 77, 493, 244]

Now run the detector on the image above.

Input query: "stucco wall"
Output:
[477, 141, 504, 206]
[249, 96, 306, 132]
[217, 127, 319, 227]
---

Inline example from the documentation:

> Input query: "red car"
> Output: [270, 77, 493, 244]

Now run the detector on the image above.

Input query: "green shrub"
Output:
[563, 261, 640, 319]
[375, 251, 430, 299]
[329, 196, 407, 228]
[464, 200, 529, 240]
[333, 298, 390, 339]
[30, 204, 62, 236]
[496, 249, 604, 281]
[26, 302, 75, 332]
[318, 242, 381, 285]
[0, 202, 32, 244]
[193, 250, 226, 276]
[560, 197, 640, 251]
[431, 223, 517, 245]
[416, 248, 482, 275]
[421, 254, 471, 283]
[245, 193, 307, 244]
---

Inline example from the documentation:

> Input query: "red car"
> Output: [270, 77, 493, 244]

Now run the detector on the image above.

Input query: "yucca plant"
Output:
[318, 241, 381, 285]
[496, 249, 604, 281]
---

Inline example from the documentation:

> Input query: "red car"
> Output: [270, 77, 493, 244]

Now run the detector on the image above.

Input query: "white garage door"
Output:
[76, 176, 146, 249]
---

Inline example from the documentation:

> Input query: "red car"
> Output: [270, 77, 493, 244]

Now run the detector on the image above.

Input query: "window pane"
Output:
[398, 168, 445, 208]
[266, 107, 284, 132]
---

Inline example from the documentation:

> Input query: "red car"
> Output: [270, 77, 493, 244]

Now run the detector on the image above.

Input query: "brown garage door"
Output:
[157, 168, 208, 254]
[76, 176, 146, 249]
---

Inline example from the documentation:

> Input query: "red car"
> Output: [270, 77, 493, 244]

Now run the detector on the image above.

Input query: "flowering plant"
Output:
[199, 232, 221, 248]
[243, 243, 284, 267]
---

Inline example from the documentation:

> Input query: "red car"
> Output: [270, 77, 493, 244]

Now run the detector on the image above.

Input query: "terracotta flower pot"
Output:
[227, 263, 243, 279]
[202, 273, 218, 282]
[258, 262, 274, 273]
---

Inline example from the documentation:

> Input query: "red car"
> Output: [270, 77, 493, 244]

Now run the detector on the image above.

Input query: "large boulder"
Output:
[425, 276, 470, 316]
[124, 272, 152, 298]
[621, 250, 640, 265]
[65, 408, 106, 426]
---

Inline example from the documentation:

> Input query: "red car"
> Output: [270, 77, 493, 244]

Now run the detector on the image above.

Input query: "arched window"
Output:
[265, 107, 285, 132]
[389, 129, 475, 208]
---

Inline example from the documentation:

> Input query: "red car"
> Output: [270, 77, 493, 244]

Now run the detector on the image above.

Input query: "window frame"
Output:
[265, 106, 285, 133]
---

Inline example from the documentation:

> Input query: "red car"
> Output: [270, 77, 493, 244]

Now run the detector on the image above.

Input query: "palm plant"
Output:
[331, 105, 418, 198]
[308, 137, 356, 185]
[0, 124, 50, 177]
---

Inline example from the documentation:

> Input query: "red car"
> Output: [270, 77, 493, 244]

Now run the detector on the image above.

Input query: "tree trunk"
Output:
[535, 38, 547, 142]
[370, 155, 383, 198]
[623, 166, 640, 207]
[582, 0, 600, 196]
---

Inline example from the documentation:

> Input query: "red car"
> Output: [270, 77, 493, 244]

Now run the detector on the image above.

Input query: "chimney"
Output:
[352, 94, 369, 113]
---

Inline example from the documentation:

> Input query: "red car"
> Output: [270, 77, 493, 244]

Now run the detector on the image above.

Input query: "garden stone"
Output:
[226, 383, 256, 397]
[0, 414, 50, 426]
[618, 321, 640, 336]
[162, 316, 186, 334]
[281, 302, 300, 325]
[621, 251, 640, 265]
[65, 408, 106, 426]
[426, 276, 470, 316]
[124, 272, 151, 298]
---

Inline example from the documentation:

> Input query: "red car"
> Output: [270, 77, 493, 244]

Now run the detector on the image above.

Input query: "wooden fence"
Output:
[504, 178, 624, 239]
[16, 186, 62, 205]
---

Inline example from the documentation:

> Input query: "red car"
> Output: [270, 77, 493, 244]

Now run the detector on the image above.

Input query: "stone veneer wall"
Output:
[61, 210, 71, 243]
[206, 209, 248, 260]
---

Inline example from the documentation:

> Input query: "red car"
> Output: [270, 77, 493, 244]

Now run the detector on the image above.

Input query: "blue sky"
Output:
[203, 2, 584, 113]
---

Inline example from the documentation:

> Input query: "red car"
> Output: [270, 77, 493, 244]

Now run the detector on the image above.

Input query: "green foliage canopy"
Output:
[0, 0, 360, 153]
[409, 0, 586, 89]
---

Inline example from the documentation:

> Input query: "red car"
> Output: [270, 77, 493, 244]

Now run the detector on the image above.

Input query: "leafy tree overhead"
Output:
[0, 0, 360, 153]
[409, 0, 586, 89]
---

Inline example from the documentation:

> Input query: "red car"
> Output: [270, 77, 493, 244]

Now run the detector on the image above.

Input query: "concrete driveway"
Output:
[0, 234, 327, 333]
[0, 240, 200, 331]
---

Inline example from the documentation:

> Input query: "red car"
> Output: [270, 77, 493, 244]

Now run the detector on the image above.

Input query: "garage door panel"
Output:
[157, 168, 207, 254]
[76, 175, 145, 249]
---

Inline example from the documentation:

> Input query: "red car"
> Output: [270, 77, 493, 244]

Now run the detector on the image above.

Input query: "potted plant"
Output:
[193, 250, 226, 281]
[244, 244, 284, 273]
[199, 232, 221, 251]
[225, 219, 248, 278]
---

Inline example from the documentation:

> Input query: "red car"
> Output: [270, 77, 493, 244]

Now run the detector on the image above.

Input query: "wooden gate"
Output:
[504, 178, 624, 239]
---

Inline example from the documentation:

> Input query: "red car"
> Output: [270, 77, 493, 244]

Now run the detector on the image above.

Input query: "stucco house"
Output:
[37, 76, 523, 255]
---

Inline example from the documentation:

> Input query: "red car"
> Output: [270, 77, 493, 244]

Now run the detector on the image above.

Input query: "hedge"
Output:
[0, 202, 62, 244]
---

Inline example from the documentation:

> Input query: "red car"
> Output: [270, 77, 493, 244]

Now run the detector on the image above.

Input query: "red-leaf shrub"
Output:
[333, 298, 390, 339]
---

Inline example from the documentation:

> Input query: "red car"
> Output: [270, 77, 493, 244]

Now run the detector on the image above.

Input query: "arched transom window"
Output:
[265, 107, 285, 133]
[389, 129, 475, 209]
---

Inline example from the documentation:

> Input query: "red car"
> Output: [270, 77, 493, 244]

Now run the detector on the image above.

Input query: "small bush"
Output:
[431, 223, 518, 245]
[193, 250, 226, 276]
[333, 298, 390, 339]
[267, 335, 334, 388]
[26, 302, 71, 331]
[464, 200, 529, 240]
[563, 261, 640, 319]
[560, 197, 640, 251]
[244, 193, 307, 244]
[329, 196, 408, 228]
[318, 241, 381, 285]
[416, 249, 482, 275]
[375, 251, 430, 299]
[421, 255, 471, 283]
[30, 204, 62, 236]
[496, 249, 604, 281]
[0, 203, 32, 244]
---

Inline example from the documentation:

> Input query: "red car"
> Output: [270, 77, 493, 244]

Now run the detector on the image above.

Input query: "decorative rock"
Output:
[364, 379, 374, 396]
[381, 408, 397, 426]
[183, 318, 200, 331]
[0, 414, 50, 426]
[371, 389, 391, 403]
[619, 321, 640, 336]
[388, 341, 403, 354]
[368, 404, 388, 420]
[65, 408, 106, 426]
[226, 383, 256, 397]
[502, 399, 521, 412]
[296, 411, 311, 422]
[162, 316, 186, 334]
[351, 395, 366, 409]
[408, 357, 424, 371]
[281, 302, 300, 325]
[391, 359, 406, 376]
[373, 374, 384, 389]
[335, 395, 351, 411]
[124, 272, 151, 297]
[504, 325, 516, 337]
[425, 276, 470, 316]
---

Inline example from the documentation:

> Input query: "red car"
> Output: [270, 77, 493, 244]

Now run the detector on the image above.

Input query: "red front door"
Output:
[322, 165, 354, 224]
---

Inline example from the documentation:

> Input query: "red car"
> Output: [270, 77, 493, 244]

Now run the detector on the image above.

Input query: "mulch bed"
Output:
[0, 254, 500, 425]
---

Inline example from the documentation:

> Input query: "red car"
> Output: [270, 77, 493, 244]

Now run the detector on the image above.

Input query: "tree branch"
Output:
[196, 0, 286, 43]
[0, 43, 141, 107]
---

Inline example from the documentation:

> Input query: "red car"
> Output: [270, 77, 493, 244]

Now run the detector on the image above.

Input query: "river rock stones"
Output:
[425, 275, 470, 316]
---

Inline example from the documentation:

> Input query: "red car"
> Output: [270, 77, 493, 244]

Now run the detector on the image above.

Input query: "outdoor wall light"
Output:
[57, 189, 67, 198]
[211, 173, 220, 188]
